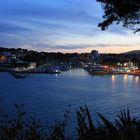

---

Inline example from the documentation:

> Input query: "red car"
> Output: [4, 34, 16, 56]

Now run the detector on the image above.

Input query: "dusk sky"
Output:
[0, 0, 140, 53]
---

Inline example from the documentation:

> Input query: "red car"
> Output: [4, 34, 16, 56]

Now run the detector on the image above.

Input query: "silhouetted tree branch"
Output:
[97, 0, 140, 33]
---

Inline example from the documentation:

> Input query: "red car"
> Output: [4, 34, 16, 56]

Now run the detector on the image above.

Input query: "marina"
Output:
[0, 0, 140, 138]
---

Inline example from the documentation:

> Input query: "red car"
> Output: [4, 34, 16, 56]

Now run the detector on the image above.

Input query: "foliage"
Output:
[77, 105, 140, 140]
[97, 0, 140, 33]
[0, 103, 70, 140]
[1, 104, 140, 140]
[76, 105, 96, 140]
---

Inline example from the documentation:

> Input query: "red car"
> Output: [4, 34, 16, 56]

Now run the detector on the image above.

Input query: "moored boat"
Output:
[10, 71, 26, 78]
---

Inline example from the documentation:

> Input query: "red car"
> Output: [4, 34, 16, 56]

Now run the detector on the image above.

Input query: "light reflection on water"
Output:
[111, 75, 115, 89]
[0, 69, 140, 124]
[123, 74, 128, 83]
[134, 76, 140, 84]
[111, 74, 140, 88]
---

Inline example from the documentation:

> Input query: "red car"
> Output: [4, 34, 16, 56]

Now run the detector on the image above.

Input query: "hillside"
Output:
[122, 50, 140, 55]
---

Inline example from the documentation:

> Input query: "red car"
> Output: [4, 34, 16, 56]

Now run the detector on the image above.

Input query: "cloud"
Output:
[0, 22, 31, 34]
[0, 0, 139, 53]
[23, 41, 140, 52]
[32, 42, 90, 50]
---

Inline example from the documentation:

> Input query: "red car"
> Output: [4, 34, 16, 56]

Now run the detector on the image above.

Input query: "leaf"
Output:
[14, 103, 19, 109]
[97, 112, 118, 134]
[85, 105, 95, 132]
[19, 112, 26, 117]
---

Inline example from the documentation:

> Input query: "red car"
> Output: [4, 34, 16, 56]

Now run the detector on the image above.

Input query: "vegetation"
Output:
[1, 104, 140, 140]
[0, 103, 71, 140]
[0, 47, 79, 66]
[76, 105, 140, 140]
[97, 0, 140, 33]
[1, 47, 140, 67]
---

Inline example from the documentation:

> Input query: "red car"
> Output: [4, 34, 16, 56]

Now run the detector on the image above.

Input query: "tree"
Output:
[97, 0, 140, 33]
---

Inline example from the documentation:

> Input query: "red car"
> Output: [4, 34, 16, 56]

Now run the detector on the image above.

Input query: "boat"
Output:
[89, 68, 107, 75]
[44, 69, 61, 74]
[88, 65, 107, 75]
[10, 71, 26, 78]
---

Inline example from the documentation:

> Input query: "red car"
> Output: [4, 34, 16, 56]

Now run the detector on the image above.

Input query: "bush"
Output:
[0, 104, 140, 140]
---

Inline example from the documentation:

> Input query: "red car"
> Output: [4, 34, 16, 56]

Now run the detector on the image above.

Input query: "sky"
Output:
[0, 0, 140, 53]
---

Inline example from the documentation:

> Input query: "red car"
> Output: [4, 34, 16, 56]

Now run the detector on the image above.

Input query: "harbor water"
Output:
[0, 68, 140, 127]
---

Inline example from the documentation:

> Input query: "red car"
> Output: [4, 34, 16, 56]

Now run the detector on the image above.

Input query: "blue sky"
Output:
[0, 0, 140, 53]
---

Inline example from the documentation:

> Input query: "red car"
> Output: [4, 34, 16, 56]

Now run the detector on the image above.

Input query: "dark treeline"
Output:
[0, 47, 80, 66]
[0, 47, 140, 67]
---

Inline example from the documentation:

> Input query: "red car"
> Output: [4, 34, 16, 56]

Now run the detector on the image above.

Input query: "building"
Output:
[90, 50, 100, 63]
[0, 55, 6, 62]
[1, 52, 16, 63]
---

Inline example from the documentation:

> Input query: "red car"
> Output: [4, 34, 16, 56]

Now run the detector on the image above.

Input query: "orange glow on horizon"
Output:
[20, 44, 140, 54]
[42, 45, 140, 54]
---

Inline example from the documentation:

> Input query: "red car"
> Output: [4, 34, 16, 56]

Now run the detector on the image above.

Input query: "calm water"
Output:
[0, 68, 140, 123]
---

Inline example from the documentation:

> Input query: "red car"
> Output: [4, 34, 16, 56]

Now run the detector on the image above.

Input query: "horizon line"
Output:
[0, 46, 140, 54]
